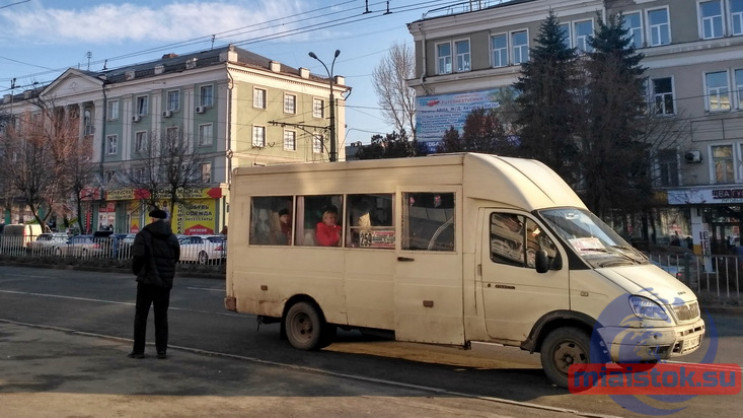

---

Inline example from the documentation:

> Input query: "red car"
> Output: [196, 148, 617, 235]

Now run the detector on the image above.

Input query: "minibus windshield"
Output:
[539, 208, 646, 267]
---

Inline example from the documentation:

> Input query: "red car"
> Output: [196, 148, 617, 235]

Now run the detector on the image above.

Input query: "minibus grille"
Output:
[672, 301, 700, 322]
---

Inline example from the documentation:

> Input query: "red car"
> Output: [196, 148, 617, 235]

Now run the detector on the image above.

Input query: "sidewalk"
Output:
[0, 320, 582, 418]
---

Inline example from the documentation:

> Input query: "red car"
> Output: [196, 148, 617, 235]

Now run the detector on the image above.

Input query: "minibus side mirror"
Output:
[535, 250, 561, 273]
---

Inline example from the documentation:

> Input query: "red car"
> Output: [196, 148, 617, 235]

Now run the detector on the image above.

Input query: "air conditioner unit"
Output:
[684, 150, 702, 163]
[162, 110, 172, 118]
[131, 115, 141, 123]
[195, 106, 207, 114]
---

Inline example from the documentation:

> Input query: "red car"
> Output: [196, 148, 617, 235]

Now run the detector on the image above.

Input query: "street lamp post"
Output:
[308, 49, 340, 162]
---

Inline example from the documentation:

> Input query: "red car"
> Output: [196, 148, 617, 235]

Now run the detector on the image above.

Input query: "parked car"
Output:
[28, 233, 69, 255]
[178, 234, 226, 264]
[55, 235, 101, 258]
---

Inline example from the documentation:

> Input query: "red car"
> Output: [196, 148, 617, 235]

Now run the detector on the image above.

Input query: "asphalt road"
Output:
[1, 265, 742, 417]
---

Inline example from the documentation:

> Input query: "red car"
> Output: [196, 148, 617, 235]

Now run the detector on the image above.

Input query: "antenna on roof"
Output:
[86, 51, 92, 71]
[384, 1, 391, 15]
[363, 0, 371, 14]
[102, 59, 108, 70]
[211, 34, 216, 50]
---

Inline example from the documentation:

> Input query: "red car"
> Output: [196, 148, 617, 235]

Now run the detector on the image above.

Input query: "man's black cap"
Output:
[149, 209, 167, 219]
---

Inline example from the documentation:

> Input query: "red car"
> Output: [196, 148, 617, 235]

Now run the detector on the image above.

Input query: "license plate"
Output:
[684, 335, 701, 351]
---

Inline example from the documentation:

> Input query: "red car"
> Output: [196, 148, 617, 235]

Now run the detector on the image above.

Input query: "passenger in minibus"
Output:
[277, 208, 292, 245]
[316, 205, 341, 246]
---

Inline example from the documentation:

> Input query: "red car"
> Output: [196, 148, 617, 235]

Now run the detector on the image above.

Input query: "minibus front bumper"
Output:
[597, 318, 706, 362]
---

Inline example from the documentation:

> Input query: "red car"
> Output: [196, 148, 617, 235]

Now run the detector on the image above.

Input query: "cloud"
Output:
[1, 1, 307, 45]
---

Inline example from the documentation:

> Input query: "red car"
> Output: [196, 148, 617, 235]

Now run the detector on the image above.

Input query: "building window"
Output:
[135, 131, 147, 152]
[732, 0, 743, 35]
[623, 12, 643, 49]
[574, 20, 594, 53]
[652, 77, 675, 115]
[657, 149, 679, 187]
[108, 100, 119, 121]
[313, 133, 323, 154]
[135, 96, 148, 116]
[511, 30, 529, 65]
[712, 145, 734, 183]
[736, 69, 743, 109]
[491, 34, 508, 67]
[166, 126, 180, 150]
[198, 123, 213, 146]
[647, 8, 670, 46]
[252, 126, 265, 147]
[706, 71, 731, 111]
[283, 130, 296, 151]
[253, 88, 266, 109]
[199, 85, 214, 107]
[454, 39, 470, 72]
[436, 42, 452, 74]
[700, 0, 724, 39]
[167, 90, 180, 111]
[284, 93, 296, 114]
[135, 167, 145, 183]
[106, 134, 118, 155]
[105, 170, 116, 183]
[558, 23, 571, 49]
[201, 162, 212, 183]
[313, 98, 324, 118]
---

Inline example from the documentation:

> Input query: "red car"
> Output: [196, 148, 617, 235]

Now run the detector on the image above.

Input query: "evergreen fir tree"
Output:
[514, 10, 580, 184]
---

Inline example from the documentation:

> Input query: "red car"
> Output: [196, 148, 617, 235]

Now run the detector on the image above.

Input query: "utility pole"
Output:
[308, 50, 341, 162]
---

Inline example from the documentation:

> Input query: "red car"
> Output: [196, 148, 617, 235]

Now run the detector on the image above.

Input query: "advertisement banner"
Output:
[173, 199, 217, 235]
[415, 88, 508, 142]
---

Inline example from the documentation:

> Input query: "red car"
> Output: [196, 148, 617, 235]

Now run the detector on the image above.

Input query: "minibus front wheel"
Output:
[284, 301, 333, 350]
[540, 327, 592, 388]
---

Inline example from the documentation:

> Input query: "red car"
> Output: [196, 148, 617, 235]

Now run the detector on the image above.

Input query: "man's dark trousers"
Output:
[132, 282, 171, 354]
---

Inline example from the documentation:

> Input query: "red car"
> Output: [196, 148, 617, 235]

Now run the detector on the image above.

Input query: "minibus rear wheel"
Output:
[285, 301, 326, 350]
[540, 327, 591, 388]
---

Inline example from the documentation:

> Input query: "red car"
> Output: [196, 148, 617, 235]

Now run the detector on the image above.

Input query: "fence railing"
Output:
[0, 235, 226, 266]
[646, 252, 741, 303]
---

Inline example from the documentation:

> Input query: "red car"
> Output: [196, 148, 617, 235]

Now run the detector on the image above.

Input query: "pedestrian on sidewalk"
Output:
[128, 208, 180, 359]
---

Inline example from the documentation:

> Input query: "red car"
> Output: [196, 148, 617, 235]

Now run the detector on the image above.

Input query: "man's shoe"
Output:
[127, 352, 145, 359]
[156, 352, 167, 359]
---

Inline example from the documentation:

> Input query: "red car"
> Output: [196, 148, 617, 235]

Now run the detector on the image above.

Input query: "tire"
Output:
[284, 301, 326, 350]
[540, 327, 592, 388]
[198, 251, 209, 265]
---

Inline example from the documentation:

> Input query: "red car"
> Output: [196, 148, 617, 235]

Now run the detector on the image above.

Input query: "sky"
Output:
[0, 0, 460, 145]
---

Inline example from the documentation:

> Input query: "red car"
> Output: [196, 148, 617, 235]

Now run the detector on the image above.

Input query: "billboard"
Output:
[415, 88, 509, 142]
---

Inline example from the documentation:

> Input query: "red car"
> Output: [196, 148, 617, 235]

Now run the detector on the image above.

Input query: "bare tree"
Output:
[123, 128, 207, 230]
[372, 43, 416, 137]
[0, 96, 80, 231]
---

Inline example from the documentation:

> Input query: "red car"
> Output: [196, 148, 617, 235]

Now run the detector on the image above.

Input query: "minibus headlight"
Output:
[629, 296, 669, 321]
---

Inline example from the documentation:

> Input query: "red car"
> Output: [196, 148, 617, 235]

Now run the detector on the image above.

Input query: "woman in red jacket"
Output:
[315, 205, 341, 246]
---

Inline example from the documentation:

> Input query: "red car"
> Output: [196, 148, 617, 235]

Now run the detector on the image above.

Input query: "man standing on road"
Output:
[128, 209, 180, 359]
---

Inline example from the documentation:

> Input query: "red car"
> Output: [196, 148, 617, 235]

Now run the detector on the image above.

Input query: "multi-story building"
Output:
[0, 45, 349, 234]
[407, 0, 743, 254]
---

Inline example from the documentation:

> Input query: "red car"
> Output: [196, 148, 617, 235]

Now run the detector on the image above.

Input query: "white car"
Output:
[177, 234, 226, 264]
[28, 233, 69, 255]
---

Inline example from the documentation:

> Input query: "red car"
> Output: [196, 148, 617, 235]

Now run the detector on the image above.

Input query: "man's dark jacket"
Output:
[132, 220, 180, 289]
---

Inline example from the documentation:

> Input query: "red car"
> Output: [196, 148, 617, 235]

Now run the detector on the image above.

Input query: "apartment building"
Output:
[0, 45, 349, 234]
[407, 0, 743, 253]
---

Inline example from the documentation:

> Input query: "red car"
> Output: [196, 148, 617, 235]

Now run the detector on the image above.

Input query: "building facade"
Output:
[1, 45, 349, 235]
[407, 0, 743, 254]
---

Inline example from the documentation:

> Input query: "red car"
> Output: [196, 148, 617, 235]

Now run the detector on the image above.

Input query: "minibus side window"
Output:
[295, 195, 343, 246]
[490, 213, 558, 268]
[249, 196, 293, 245]
[402, 192, 455, 251]
[347, 194, 394, 249]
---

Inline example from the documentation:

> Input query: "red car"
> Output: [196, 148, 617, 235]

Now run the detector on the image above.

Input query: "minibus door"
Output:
[479, 209, 569, 344]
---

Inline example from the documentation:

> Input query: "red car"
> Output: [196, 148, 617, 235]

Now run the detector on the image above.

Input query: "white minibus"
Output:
[225, 153, 705, 387]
